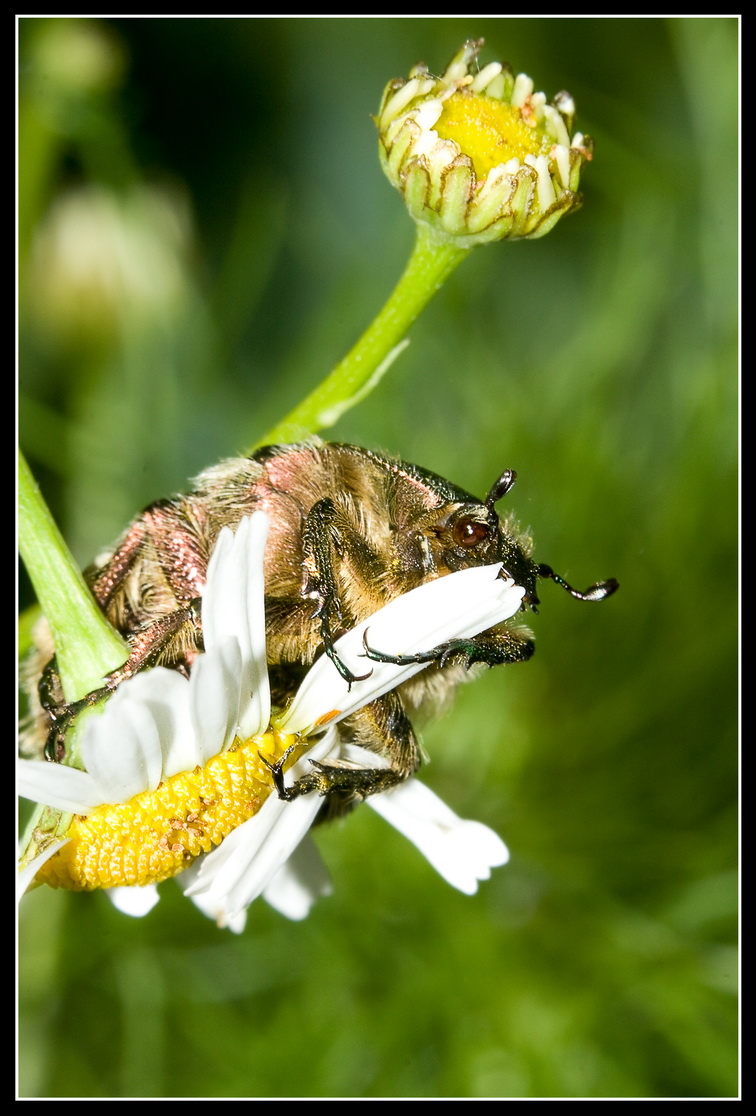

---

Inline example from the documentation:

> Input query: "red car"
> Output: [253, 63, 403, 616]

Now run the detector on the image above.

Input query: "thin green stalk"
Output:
[18, 448, 128, 702]
[255, 225, 470, 448]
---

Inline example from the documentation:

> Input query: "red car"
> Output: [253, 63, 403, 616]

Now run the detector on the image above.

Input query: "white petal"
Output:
[282, 564, 525, 735]
[189, 636, 243, 759]
[120, 668, 196, 780]
[107, 884, 161, 917]
[542, 103, 571, 149]
[511, 72, 534, 107]
[80, 682, 164, 801]
[18, 759, 103, 815]
[17, 838, 69, 900]
[553, 143, 571, 190]
[262, 837, 332, 920]
[180, 732, 339, 922]
[381, 77, 435, 129]
[414, 97, 443, 131]
[183, 878, 248, 933]
[339, 742, 391, 771]
[236, 517, 272, 739]
[201, 524, 234, 649]
[470, 61, 503, 93]
[181, 792, 323, 922]
[202, 515, 271, 739]
[368, 779, 509, 895]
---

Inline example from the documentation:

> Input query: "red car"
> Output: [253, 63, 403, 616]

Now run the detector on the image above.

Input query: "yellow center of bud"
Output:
[34, 729, 302, 892]
[435, 91, 546, 180]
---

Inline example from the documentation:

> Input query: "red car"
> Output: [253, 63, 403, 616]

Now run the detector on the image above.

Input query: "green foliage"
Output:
[18, 17, 738, 1099]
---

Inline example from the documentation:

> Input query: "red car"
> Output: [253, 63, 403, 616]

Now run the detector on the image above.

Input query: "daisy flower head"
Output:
[19, 512, 521, 931]
[377, 38, 591, 247]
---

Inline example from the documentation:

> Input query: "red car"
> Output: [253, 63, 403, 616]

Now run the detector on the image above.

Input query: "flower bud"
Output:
[377, 39, 592, 247]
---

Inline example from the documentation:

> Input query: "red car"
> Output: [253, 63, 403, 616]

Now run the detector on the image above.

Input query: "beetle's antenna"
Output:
[538, 563, 619, 602]
[485, 469, 517, 509]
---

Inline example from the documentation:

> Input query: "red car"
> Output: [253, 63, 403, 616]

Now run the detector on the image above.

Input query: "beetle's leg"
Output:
[89, 499, 207, 612]
[42, 599, 203, 760]
[39, 498, 210, 760]
[111, 598, 204, 682]
[264, 691, 420, 810]
[89, 500, 208, 678]
[301, 498, 371, 686]
[360, 625, 535, 670]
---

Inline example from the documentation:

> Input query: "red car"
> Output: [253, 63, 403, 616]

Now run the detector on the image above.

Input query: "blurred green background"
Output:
[18, 17, 738, 1099]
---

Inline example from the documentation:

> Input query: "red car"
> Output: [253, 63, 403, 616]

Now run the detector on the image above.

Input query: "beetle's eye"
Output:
[453, 518, 490, 548]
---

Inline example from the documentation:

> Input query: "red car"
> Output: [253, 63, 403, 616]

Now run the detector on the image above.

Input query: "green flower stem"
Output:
[255, 225, 470, 448]
[18, 448, 129, 703]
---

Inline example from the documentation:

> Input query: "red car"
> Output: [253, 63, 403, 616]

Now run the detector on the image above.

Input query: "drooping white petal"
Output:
[17, 838, 69, 901]
[180, 732, 339, 922]
[181, 875, 249, 933]
[367, 778, 509, 895]
[180, 789, 324, 922]
[18, 759, 102, 815]
[262, 837, 333, 921]
[282, 564, 525, 735]
[107, 884, 161, 917]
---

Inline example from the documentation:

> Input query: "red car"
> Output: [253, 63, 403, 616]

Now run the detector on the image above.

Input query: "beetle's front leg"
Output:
[264, 691, 421, 814]
[301, 498, 371, 686]
[37, 498, 210, 761]
[42, 598, 203, 761]
[361, 625, 535, 670]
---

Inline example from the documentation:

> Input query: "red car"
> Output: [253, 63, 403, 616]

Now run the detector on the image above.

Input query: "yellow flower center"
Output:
[34, 729, 302, 891]
[434, 91, 546, 180]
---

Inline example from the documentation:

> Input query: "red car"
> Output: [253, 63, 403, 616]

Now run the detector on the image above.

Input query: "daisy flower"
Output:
[19, 512, 523, 931]
[377, 38, 591, 247]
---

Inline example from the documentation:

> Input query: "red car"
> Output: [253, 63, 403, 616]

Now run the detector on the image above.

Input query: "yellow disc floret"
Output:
[435, 91, 546, 180]
[34, 730, 302, 891]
